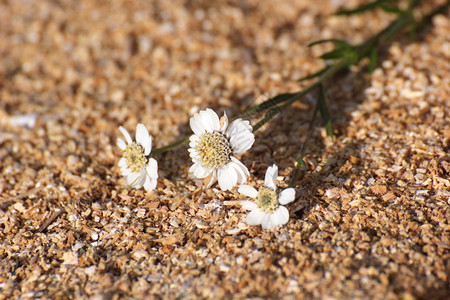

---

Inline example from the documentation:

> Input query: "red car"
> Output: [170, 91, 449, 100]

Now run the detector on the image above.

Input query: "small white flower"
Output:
[116, 123, 158, 191]
[188, 108, 254, 191]
[238, 164, 295, 229]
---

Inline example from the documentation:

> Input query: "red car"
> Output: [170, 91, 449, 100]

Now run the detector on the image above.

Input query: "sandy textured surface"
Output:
[0, 0, 449, 299]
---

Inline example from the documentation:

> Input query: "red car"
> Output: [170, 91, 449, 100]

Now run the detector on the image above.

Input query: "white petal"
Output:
[188, 163, 198, 174]
[268, 206, 290, 228]
[188, 148, 198, 159]
[202, 108, 221, 132]
[189, 156, 201, 166]
[118, 157, 128, 168]
[190, 116, 204, 136]
[191, 109, 220, 135]
[240, 200, 258, 210]
[134, 172, 147, 189]
[217, 164, 237, 191]
[127, 171, 144, 188]
[260, 214, 271, 229]
[136, 123, 152, 155]
[272, 205, 289, 226]
[227, 119, 252, 137]
[190, 162, 212, 179]
[238, 185, 258, 198]
[147, 158, 158, 179]
[279, 188, 296, 205]
[231, 134, 255, 154]
[266, 214, 278, 230]
[189, 135, 199, 148]
[119, 163, 132, 176]
[227, 119, 254, 154]
[206, 170, 217, 188]
[230, 156, 250, 177]
[143, 175, 157, 191]
[229, 130, 254, 153]
[264, 164, 278, 190]
[116, 138, 127, 150]
[229, 160, 247, 184]
[121, 167, 132, 176]
[246, 208, 267, 226]
[119, 126, 133, 144]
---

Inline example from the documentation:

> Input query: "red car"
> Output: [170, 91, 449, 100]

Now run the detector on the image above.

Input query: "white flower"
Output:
[188, 108, 254, 191]
[116, 123, 158, 191]
[238, 164, 295, 229]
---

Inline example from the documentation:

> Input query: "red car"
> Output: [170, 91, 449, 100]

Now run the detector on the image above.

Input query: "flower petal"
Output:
[119, 159, 132, 176]
[217, 163, 237, 191]
[265, 215, 277, 229]
[227, 119, 252, 137]
[202, 108, 221, 132]
[260, 213, 271, 229]
[264, 164, 278, 190]
[143, 175, 157, 191]
[119, 126, 133, 144]
[227, 119, 254, 154]
[240, 200, 258, 210]
[121, 168, 132, 176]
[246, 208, 267, 226]
[190, 114, 204, 136]
[229, 157, 248, 184]
[189, 134, 199, 148]
[127, 171, 143, 188]
[147, 158, 158, 179]
[118, 157, 128, 168]
[136, 123, 152, 155]
[269, 206, 290, 228]
[190, 109, 221, 135]
[189, 162, 212, 179]
[272, 205, 289, 226]
[238, 185, 258, 198]
[230, 134, 254, 154]
[116, 138, 127, 150]
[188, 148, 198, 159]
[279, 188, 296, 205]
[230, 156, 250, 176]
[134, 172, 147, 189]
[206, 170, 217, 188]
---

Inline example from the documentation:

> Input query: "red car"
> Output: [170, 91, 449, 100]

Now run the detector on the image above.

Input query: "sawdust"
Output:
[0, 0, 449, 299]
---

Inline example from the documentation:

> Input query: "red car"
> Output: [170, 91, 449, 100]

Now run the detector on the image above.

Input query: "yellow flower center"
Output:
[257, 187, 279, 213]
[195, 131, 232, 170]
[123, 142, 147, 172]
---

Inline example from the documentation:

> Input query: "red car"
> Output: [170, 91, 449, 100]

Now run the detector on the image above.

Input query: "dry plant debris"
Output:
[0, 0, 449, 299]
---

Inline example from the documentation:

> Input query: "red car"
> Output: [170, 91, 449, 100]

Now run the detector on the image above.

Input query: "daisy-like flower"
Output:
[188, 108, 254, 191]
[238, 164, 295, 229]
[116, 123, 158, 191]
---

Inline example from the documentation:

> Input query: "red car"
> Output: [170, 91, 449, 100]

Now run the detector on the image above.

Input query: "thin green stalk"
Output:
[288, 85, 321, 187]
[151, 136, 190, 156]
[252, 59, 346, 131]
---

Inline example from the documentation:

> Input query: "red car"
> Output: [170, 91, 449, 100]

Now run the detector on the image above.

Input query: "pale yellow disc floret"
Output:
[257, 187, 279, 213]
[195, 131, 232, 170]
[123, 142, 148, 172]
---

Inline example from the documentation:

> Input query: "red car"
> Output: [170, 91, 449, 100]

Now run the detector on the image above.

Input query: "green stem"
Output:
[151, 136, 190, 156]
[288, 84, 322, 187]
[252, 58, 347, 131]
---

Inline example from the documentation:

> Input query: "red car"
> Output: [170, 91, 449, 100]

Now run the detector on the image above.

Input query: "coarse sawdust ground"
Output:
[0, 0, 449, 299]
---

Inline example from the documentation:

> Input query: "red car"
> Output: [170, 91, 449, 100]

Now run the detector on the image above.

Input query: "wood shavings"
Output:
[0, 0, 448, 298]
